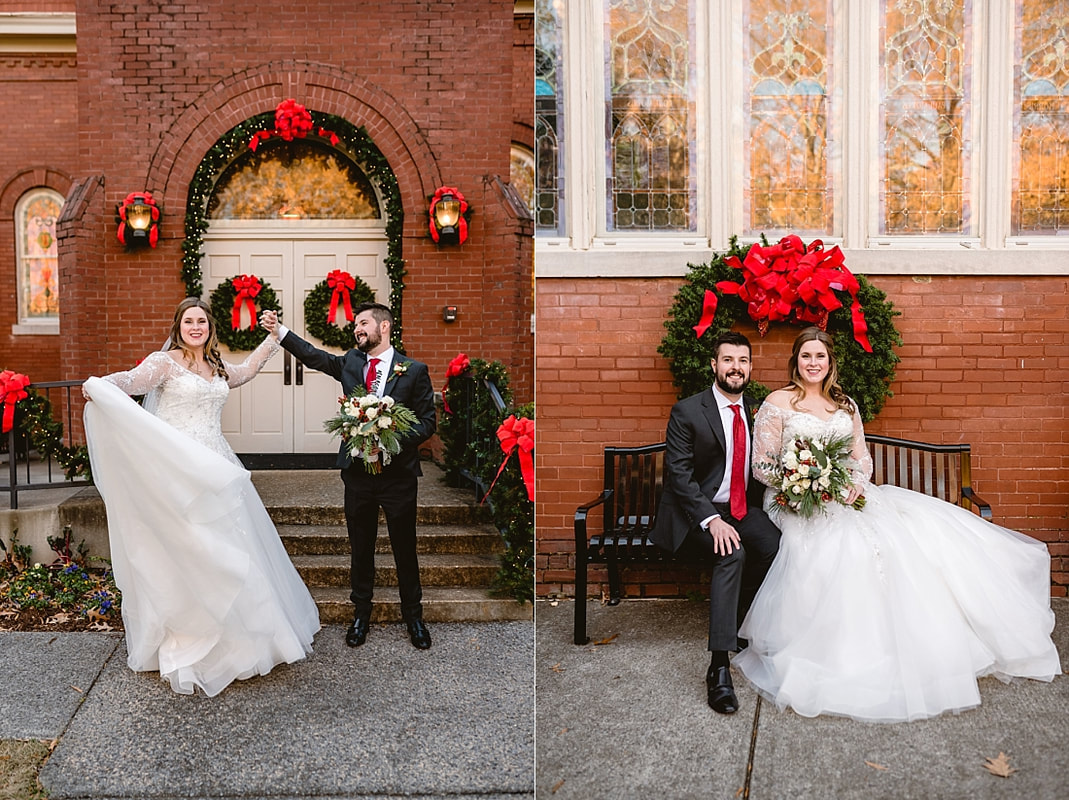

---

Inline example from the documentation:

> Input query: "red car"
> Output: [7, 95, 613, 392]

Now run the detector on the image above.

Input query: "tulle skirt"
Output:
[735, 484, 1061, 723]
[84, 378, 320, 696]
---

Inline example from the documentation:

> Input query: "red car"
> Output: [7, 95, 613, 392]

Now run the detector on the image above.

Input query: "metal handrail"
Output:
[2, 380, 91, 510]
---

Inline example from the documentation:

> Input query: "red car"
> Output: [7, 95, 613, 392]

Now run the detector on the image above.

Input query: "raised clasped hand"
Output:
[259, 310, 278, 336]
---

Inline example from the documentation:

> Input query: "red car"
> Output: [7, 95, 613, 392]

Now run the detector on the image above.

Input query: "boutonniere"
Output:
[392, 362, 410, 378]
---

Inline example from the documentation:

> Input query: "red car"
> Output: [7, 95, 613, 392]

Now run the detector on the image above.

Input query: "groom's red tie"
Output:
[729, 404, 748, 520]
[365, 357, 380, 392]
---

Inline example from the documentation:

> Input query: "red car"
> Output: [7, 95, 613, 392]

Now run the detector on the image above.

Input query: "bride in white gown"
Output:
[734, 327, 1060, 722]
[82, 297, 320, 697]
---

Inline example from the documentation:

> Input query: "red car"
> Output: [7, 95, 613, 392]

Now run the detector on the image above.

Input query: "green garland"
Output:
[658, 237, 902, 422]
[183, 110, 408, 348]
[208, 276, 282, 351]
[303, 274, 376, 350]
[11, 390, 91, 481]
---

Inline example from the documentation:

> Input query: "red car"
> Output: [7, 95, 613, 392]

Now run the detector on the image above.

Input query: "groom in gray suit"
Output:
[650, 331, 780, 714]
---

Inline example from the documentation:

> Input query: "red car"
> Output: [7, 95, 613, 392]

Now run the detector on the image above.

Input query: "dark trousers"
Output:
[679, 503, 780, 652]
[341, 465, 423, 622]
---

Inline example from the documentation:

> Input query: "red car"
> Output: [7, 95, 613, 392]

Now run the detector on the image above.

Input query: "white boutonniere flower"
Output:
[393, 362, 409, 378]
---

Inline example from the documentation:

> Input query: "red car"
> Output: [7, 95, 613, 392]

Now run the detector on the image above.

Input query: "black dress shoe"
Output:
[406, 619, 431, 650]
[346, 617, 369, 647]
[707, 666, 738, 714]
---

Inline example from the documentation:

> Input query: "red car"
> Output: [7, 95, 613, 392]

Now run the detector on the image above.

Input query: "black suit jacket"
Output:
[279, 331, 437, 474]
[650, 388, 765, 554]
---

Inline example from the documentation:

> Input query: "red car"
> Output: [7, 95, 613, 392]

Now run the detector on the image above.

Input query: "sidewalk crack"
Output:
[742, 695, 762, 799]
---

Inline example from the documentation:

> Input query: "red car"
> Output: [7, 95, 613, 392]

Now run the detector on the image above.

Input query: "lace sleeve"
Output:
[99, 351, 176, 396]
[225, 336, 281, 389]
[848, 404, 873, 490]
[751, 402, 787, 488]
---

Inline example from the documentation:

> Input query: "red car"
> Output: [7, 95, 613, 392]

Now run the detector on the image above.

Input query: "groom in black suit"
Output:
[261, 304, 437, 650]
[650, 331, 780, 713]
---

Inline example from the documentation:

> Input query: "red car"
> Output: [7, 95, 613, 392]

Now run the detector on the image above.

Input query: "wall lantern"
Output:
[428, 186, 470, 246]
[116, 191, 161, 248]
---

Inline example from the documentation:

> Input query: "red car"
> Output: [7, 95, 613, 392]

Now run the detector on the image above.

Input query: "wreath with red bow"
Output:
[659, 236, 902, 422]
[208, 273, 282, 351]
[303, 270, 376, 349]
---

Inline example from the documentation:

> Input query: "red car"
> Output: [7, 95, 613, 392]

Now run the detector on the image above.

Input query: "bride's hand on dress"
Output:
[706, 517, 741, 556]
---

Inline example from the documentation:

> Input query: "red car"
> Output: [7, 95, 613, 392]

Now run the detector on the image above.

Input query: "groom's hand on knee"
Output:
[706, 518, 741, 556]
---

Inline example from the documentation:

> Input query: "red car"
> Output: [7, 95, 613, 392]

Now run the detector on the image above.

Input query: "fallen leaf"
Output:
[550, 662, 565, 673]
[88, 621, 114, 632]
[0, 609, 17, 618]
[70, 685, 83, 694]
[549, 600, 559, 606]
[559, 727, 569, 735]
[593, 633, 619, 646]
[983, 752, 1016, 778]
[551, 779, 565, 794]
[865, 761, 888, 771]
[734, 787, 744, 798]
[600, 589, 610, 605]
[47, 613, 72, 625]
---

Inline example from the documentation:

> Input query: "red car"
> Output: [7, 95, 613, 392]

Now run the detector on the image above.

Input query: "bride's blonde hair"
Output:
[167, 297, 228, 381]
[786, 327, 854, 414]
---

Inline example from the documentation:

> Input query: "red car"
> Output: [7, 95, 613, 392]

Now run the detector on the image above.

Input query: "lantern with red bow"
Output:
[429, 187, 471, 245]
[116, 192, 161, 249]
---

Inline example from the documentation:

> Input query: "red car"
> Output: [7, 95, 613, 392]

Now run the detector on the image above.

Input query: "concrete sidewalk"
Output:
[1, 621, 533, 799]
[536, 597, 1069, 800]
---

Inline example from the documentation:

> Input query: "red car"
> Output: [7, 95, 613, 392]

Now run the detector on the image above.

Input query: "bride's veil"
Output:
[140, 337, 173, 416]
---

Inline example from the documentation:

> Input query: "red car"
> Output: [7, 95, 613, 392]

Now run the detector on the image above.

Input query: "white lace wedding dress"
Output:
[734, 402, 1061, 722]
[83, 339, 320, 696]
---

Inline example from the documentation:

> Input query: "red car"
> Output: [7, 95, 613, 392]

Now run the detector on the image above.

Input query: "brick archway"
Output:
[146, 61, 442, 236]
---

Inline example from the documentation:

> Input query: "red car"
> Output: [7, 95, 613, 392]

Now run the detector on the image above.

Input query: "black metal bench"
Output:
[572, 435, 992, 645]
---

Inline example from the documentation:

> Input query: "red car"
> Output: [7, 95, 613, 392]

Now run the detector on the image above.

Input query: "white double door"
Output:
[202, 221, 389, 453]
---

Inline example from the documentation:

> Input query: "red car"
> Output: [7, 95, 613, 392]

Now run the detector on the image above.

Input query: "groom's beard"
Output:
[715, 371, 750, 395]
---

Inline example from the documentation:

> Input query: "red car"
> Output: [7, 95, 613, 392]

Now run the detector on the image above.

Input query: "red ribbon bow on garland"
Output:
[249, 99, 339, 151]
[0, 370, 31, 433]
[442, 353, 471, 414]
[482, 414, 534, 503]
[692, 235, 872, 352]
[326, 270, 357, 326]
[429, 186, 469, 244]
[231, 274, 263, 331]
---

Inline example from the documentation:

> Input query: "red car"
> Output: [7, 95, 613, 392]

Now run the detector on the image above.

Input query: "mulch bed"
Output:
[0, 608, 123, 633]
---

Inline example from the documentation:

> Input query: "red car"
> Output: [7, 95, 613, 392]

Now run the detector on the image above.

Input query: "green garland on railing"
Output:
[437, 359, 533, 604]
[11, 390, 91, 481]
[658, 236, 902, 422]
[182, 110, 408, 348]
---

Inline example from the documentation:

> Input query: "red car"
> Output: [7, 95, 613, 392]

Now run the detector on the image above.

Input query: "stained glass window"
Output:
[605, 0, 696, 232]
[208, 140, 381, 220]
[16, 190, 62, 322]
[745, 2, 834, 235]
[1013, 1, 1069, 234]
[511, 145, 536, 213]
[880, 0, 972, 234]
[536, 0, 565, 233]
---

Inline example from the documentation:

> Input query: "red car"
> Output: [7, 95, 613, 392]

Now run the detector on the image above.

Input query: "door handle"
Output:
[284, 350, 292, 386]
[296, 360, 303, 386]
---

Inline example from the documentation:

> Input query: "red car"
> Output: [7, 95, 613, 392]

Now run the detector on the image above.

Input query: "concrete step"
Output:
[310, 585, 532, 624]
[277, 523, 505, 556]
[292, 552, 502, 589]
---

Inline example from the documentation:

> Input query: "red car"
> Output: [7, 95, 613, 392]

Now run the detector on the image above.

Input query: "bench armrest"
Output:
[961, 487, 993, 521]
[574, 490, 612, 545]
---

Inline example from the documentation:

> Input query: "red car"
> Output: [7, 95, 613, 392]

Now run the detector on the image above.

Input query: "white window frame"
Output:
[537, 0, 1069, 278]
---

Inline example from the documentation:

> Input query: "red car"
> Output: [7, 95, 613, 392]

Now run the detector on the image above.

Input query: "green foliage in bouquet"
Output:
[324, 388, 419, 473]
[658, 236, 902, 422]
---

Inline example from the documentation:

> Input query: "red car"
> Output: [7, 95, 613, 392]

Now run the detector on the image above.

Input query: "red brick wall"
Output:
[2, 2, 532, 410]
[0, 48, 78, 380]
[536, 275, 1069, 598]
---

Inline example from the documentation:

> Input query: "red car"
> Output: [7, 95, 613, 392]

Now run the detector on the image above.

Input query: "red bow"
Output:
[326, 270, 356, 326]
[698, 236, 871, 352]
[116, 191, 161, 248]
[248, 99, 337, 151]
[429, 186, 469, 244]
[231, 274, 262, 331]
[482, 415, 534, 503]
[442, 353, 471, 414]
[0, 370, 30, 433]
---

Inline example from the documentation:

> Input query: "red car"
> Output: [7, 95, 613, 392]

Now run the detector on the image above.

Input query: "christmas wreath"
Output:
[658, 236, 902, 422]
[302, 270, 376, 350]
[208, 274, 282, 351]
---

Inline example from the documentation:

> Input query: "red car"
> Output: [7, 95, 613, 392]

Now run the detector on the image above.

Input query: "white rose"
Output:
[380, 395, 396, 408]
[377, 417, 392, 429]
[358, 394, 378, 407]
[783, 452, 799, 469]
[365, 406, 379, 420]
[798, 449, 813, 461]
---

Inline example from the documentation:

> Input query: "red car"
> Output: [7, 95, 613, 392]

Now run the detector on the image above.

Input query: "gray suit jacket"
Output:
[649, 388, 765, 554]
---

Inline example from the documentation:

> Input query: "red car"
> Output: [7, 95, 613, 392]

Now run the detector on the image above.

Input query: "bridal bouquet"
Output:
[324, 389, 419, 474]
[760, 433, 866, 518]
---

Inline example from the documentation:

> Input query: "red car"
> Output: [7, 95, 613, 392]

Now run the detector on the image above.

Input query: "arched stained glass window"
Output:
[745, 3, 834, 235]
[16, 189, 62, 324]
[606, 0, 696, 232]
[536, 0, 565, 233]
[880, 0, 971, 234]
[1013, 0, 1069, 234]
[208, 139, 381, 220]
